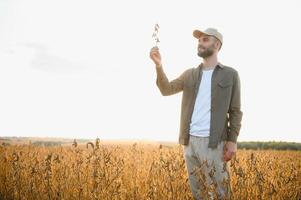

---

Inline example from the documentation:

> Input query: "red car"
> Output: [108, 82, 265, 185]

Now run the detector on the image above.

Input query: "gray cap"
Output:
[193, 27, 223, 46]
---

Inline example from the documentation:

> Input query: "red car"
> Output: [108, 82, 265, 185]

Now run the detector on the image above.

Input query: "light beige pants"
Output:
[184, 135, 231, 200]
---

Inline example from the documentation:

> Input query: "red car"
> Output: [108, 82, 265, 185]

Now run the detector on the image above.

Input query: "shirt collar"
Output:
[217, 62, 224, 68]
[198, 62, 224, 70]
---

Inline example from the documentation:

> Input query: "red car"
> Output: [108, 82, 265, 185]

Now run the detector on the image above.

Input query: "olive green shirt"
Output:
[155, 62, 243, 148]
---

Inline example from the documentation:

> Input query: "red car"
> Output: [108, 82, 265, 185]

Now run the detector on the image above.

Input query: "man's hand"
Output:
[149, 46, 162, 67]
[223, 141, 237, 162]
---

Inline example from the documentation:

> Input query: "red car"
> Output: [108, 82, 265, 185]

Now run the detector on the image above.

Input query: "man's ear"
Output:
[215, 40, 221, 51]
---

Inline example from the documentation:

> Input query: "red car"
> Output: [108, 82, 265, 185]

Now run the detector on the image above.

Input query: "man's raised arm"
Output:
[150, 46, 186, 96]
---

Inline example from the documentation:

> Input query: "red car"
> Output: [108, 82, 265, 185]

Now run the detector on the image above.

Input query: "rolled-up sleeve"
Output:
[155, 66, 188, 96]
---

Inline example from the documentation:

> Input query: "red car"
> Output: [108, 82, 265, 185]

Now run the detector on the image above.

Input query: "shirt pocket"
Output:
[218, 80, 233, 88]
[217, 80, 233, 106]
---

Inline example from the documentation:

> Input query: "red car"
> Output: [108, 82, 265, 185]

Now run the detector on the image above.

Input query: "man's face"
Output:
[197, 35, 219, 58]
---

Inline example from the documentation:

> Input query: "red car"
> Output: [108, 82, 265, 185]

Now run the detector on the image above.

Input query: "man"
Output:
[149, 27, 242, 199]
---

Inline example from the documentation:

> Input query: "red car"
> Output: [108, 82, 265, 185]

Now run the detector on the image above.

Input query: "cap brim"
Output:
[193, 30, 206, 39]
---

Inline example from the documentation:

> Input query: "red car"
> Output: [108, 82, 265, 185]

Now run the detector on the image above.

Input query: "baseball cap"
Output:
[193, 27, 223, 48]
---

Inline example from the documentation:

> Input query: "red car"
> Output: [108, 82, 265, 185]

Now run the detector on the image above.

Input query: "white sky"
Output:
[0, 0, 300, 142]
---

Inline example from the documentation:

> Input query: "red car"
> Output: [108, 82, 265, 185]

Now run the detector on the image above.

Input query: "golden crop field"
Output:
[0, 139, 300, 200]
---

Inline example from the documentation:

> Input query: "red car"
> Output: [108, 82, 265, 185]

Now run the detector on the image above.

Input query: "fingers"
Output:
[151, 46, 159, 51]
[224, 155, 231, 162]
[223, 150, 235, 162]
[150, 46, 160, 54]
[149, 46, 161, 66]
[149, 47, 160, 58]
[223, 152, 230, 162]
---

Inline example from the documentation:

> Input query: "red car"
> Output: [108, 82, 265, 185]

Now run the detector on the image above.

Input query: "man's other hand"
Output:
[223, 141, 237, 162]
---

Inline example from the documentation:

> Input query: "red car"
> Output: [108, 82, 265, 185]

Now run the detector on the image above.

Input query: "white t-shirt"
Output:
[189, 69, 214, 137]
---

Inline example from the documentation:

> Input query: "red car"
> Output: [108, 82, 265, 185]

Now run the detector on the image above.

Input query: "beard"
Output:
[197, 45, 214, 58]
